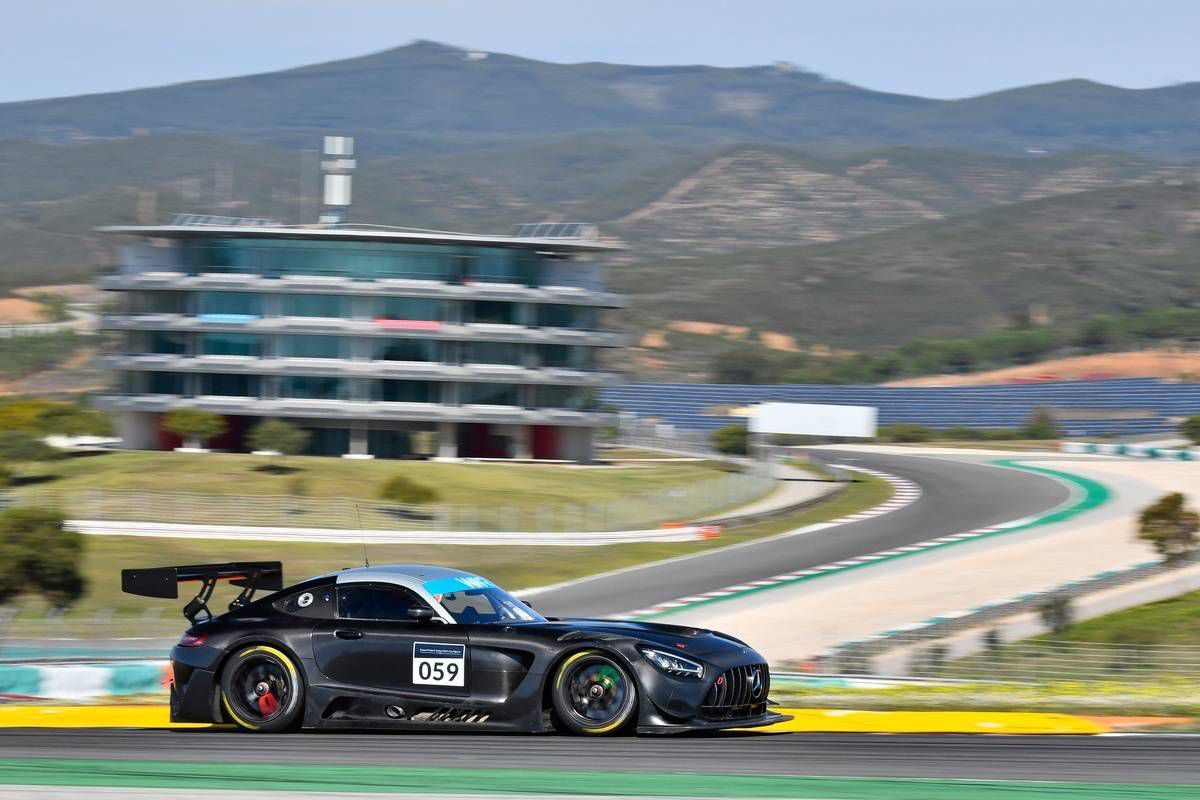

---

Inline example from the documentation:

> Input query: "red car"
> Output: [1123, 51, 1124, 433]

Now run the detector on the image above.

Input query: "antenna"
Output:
[355, 503, 370, 567]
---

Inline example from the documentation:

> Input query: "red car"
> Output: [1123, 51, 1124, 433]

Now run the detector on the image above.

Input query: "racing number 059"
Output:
[412, 641, 466, 687]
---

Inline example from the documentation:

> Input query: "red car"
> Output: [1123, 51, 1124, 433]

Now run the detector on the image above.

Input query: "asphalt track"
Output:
[534, 450, 1071, 618]
[0, 729, 1196, 783]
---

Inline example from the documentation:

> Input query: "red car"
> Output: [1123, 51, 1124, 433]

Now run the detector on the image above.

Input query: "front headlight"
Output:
[639, 647, 704, 679]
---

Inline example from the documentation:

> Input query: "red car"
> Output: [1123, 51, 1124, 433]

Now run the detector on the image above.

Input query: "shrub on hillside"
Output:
[0, 507, 85, 608]
[711, 423, 749, 455]
[1137, 492, 1199, 565]
[1182, 415, 1200, 447]
[1022, 407, 1060, 440]
[377, 476, 441, 505]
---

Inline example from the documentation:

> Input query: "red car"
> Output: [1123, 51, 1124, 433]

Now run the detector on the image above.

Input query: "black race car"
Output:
[122, 561, 789, 735]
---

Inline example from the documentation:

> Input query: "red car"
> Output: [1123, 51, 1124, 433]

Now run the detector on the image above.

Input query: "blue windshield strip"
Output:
[424, 576, 497, 595]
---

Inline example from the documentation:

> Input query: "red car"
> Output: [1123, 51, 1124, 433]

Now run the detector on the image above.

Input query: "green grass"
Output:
[15, 450, 723, 507]
[1042, 589, 1200, 647]
[27, 472, 887, 632]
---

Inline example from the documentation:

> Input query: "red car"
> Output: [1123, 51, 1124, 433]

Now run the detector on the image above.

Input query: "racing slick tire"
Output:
[551, 649, 638, 735]
[219, 644, 304, 732]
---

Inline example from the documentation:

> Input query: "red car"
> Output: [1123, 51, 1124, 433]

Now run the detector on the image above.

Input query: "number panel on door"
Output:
[413, 641, 466, 687]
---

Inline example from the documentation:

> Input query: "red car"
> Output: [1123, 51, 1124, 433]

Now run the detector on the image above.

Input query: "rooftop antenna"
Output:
[319, 135, 355, 225]
[355, 503, 370, 568]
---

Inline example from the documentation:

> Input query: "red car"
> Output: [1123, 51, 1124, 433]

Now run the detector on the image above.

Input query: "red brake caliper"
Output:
[257, 691, 280, 717]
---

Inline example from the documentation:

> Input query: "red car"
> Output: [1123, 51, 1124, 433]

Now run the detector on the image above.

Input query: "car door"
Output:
[312, 582, 471, 697]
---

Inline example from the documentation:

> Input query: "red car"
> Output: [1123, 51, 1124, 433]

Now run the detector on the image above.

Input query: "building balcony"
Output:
[96, 271, 628, 309]
[99, 353, 622, 387]
[94, 392, 615, 428]
[98, 313, 628, 348]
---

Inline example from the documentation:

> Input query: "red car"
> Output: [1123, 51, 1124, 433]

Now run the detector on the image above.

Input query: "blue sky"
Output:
[5, 0, 1199, 103]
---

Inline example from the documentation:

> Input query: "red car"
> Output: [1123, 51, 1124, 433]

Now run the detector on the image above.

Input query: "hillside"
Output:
[614, 181, 1200, 377]
[3, 41, 1200, 157]
[1, 134, 1191, 290]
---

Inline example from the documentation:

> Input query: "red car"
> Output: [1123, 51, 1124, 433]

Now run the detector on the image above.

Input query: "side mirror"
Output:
[523, 600, 535, 609]
[408, 607, 436, 623]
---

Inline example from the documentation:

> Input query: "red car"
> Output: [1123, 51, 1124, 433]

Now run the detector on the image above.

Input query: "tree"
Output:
[711, 423, 749, 455]
[247, 419, 310, 465]
[710, 346, 777, 384]
[163, 409, 227, 450]
[0, 508, 85, 608]
[1182, 415, 1200, 447]
[1022, 406, 1060, 440]
[1038, 594, 1075, 636]
[35, 404, 112, 437]
[1136, 492, 1199, 565]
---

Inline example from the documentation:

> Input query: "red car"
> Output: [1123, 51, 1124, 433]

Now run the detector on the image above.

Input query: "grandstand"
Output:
[600, 378, 1200, 438]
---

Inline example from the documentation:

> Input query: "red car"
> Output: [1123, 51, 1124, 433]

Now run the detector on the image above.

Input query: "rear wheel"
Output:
[551, 649, 637, 735]
[219, 645, 304, 732]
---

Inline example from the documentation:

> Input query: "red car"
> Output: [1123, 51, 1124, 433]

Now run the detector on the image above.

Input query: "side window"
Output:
[337, 585, 431, 621]
[275, 584, 334, 618]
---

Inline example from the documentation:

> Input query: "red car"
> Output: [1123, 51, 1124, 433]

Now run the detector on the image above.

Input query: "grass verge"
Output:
[22, 472, 888, 632]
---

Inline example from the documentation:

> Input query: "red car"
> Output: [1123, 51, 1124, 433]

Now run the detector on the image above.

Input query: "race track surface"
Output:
[0, 729, 1195, 784]
[534, 450, 1071, 618]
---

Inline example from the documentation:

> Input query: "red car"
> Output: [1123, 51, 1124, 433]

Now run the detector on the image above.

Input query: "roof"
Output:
[96, 222, 620, 253]
[322, 564, 483, 585]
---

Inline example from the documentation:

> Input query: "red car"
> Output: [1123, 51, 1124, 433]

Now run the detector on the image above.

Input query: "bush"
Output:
[1022, 406, 1061, 440]
[377, 475, 440, 505]
[35, 403, 112, 437]
[876, 423, 934, 443]
[0, 507, 85, 608]
[1182, 415, 1200, 447]
[711, 423, 749, 455]
[0, 463, 11, 488]
[0, 430, 58, 462]
[163, 409, 227, 448]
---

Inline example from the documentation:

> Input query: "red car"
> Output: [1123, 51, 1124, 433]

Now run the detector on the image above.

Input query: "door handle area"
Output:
[334, 628, 363, 640]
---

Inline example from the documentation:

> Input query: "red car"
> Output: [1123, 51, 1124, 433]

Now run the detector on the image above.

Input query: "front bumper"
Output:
[637, 709, 792, 735]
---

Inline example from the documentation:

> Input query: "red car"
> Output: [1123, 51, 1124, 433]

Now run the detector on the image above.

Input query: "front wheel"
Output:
[219, 645, 304, 732]
[551, 649, 637, 735]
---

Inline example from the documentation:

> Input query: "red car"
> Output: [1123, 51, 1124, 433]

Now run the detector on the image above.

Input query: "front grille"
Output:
[700, 663, 769, 721]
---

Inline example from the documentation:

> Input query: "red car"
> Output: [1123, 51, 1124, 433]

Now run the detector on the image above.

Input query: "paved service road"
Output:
[0, 729, 1195, 784]
[532, 450, 1070, 618]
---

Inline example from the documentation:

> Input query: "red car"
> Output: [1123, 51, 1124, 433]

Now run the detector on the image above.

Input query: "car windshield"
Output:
[434, 587, 546, 625]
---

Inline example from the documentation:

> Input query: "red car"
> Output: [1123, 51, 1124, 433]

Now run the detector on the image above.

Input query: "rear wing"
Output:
[122, 562, 283, 624]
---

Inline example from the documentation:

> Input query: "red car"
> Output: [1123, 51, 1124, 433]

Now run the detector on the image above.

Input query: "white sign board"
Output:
[749, 402, 877, 439]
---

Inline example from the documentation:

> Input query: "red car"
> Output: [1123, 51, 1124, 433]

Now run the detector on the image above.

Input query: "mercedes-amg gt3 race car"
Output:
[122, 561, 789, 735]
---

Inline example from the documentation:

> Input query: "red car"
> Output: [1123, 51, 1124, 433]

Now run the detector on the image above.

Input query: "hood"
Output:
[532, 617, 752, 659]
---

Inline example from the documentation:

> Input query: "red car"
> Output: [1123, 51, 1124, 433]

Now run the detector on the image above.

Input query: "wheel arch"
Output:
[212, 634, 308, 723]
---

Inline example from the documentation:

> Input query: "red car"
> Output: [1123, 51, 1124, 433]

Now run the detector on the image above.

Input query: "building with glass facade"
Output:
[95, 218, 625, 461]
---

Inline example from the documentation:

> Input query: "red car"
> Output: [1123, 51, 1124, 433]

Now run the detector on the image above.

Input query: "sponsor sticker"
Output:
[423, 575, 496, 595]
[412, 641, 467, 687]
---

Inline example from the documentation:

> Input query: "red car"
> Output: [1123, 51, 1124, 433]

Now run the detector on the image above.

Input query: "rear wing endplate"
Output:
[121, 562, 283, 624]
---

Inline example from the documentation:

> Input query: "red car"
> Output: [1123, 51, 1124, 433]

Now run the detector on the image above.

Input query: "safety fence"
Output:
[6, 470, 770, 534]
[823, 554, 1200, 683]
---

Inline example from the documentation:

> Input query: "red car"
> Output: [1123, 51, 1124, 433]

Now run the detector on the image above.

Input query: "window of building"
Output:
[280, 376, 346, 400]
[129, 291, 187, 314]
[201, 332, 261, 357]
[147, 372, 186, 395]
[534, 386, 596, 410]
[203, 373, 260, 397]
[463, 247, 537, 285]
[375, 380, 438, 404]
[282, 294, 345, 318]
[148, 331, 188, 355]
[536, 305, 597, 329]
[301, 426, 350, 456]
[379, 297, 440, 321]
[375, 338, 439, 363]
[464, 341, 525, 366]
[463, 383, 519, 406]
[280, 335, 343, 359]
[196, 292, 261, 317]
[539, 345, 594, 370]
[465, 300, 518, 325]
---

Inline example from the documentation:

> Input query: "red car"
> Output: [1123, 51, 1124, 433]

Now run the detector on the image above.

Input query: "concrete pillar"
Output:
[514, 425, 532, 460]
[343, 423, 373, 459]
[116, 411, 158, 450]
[436, 421, 458, 460]
[559, 427, 595, 464]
